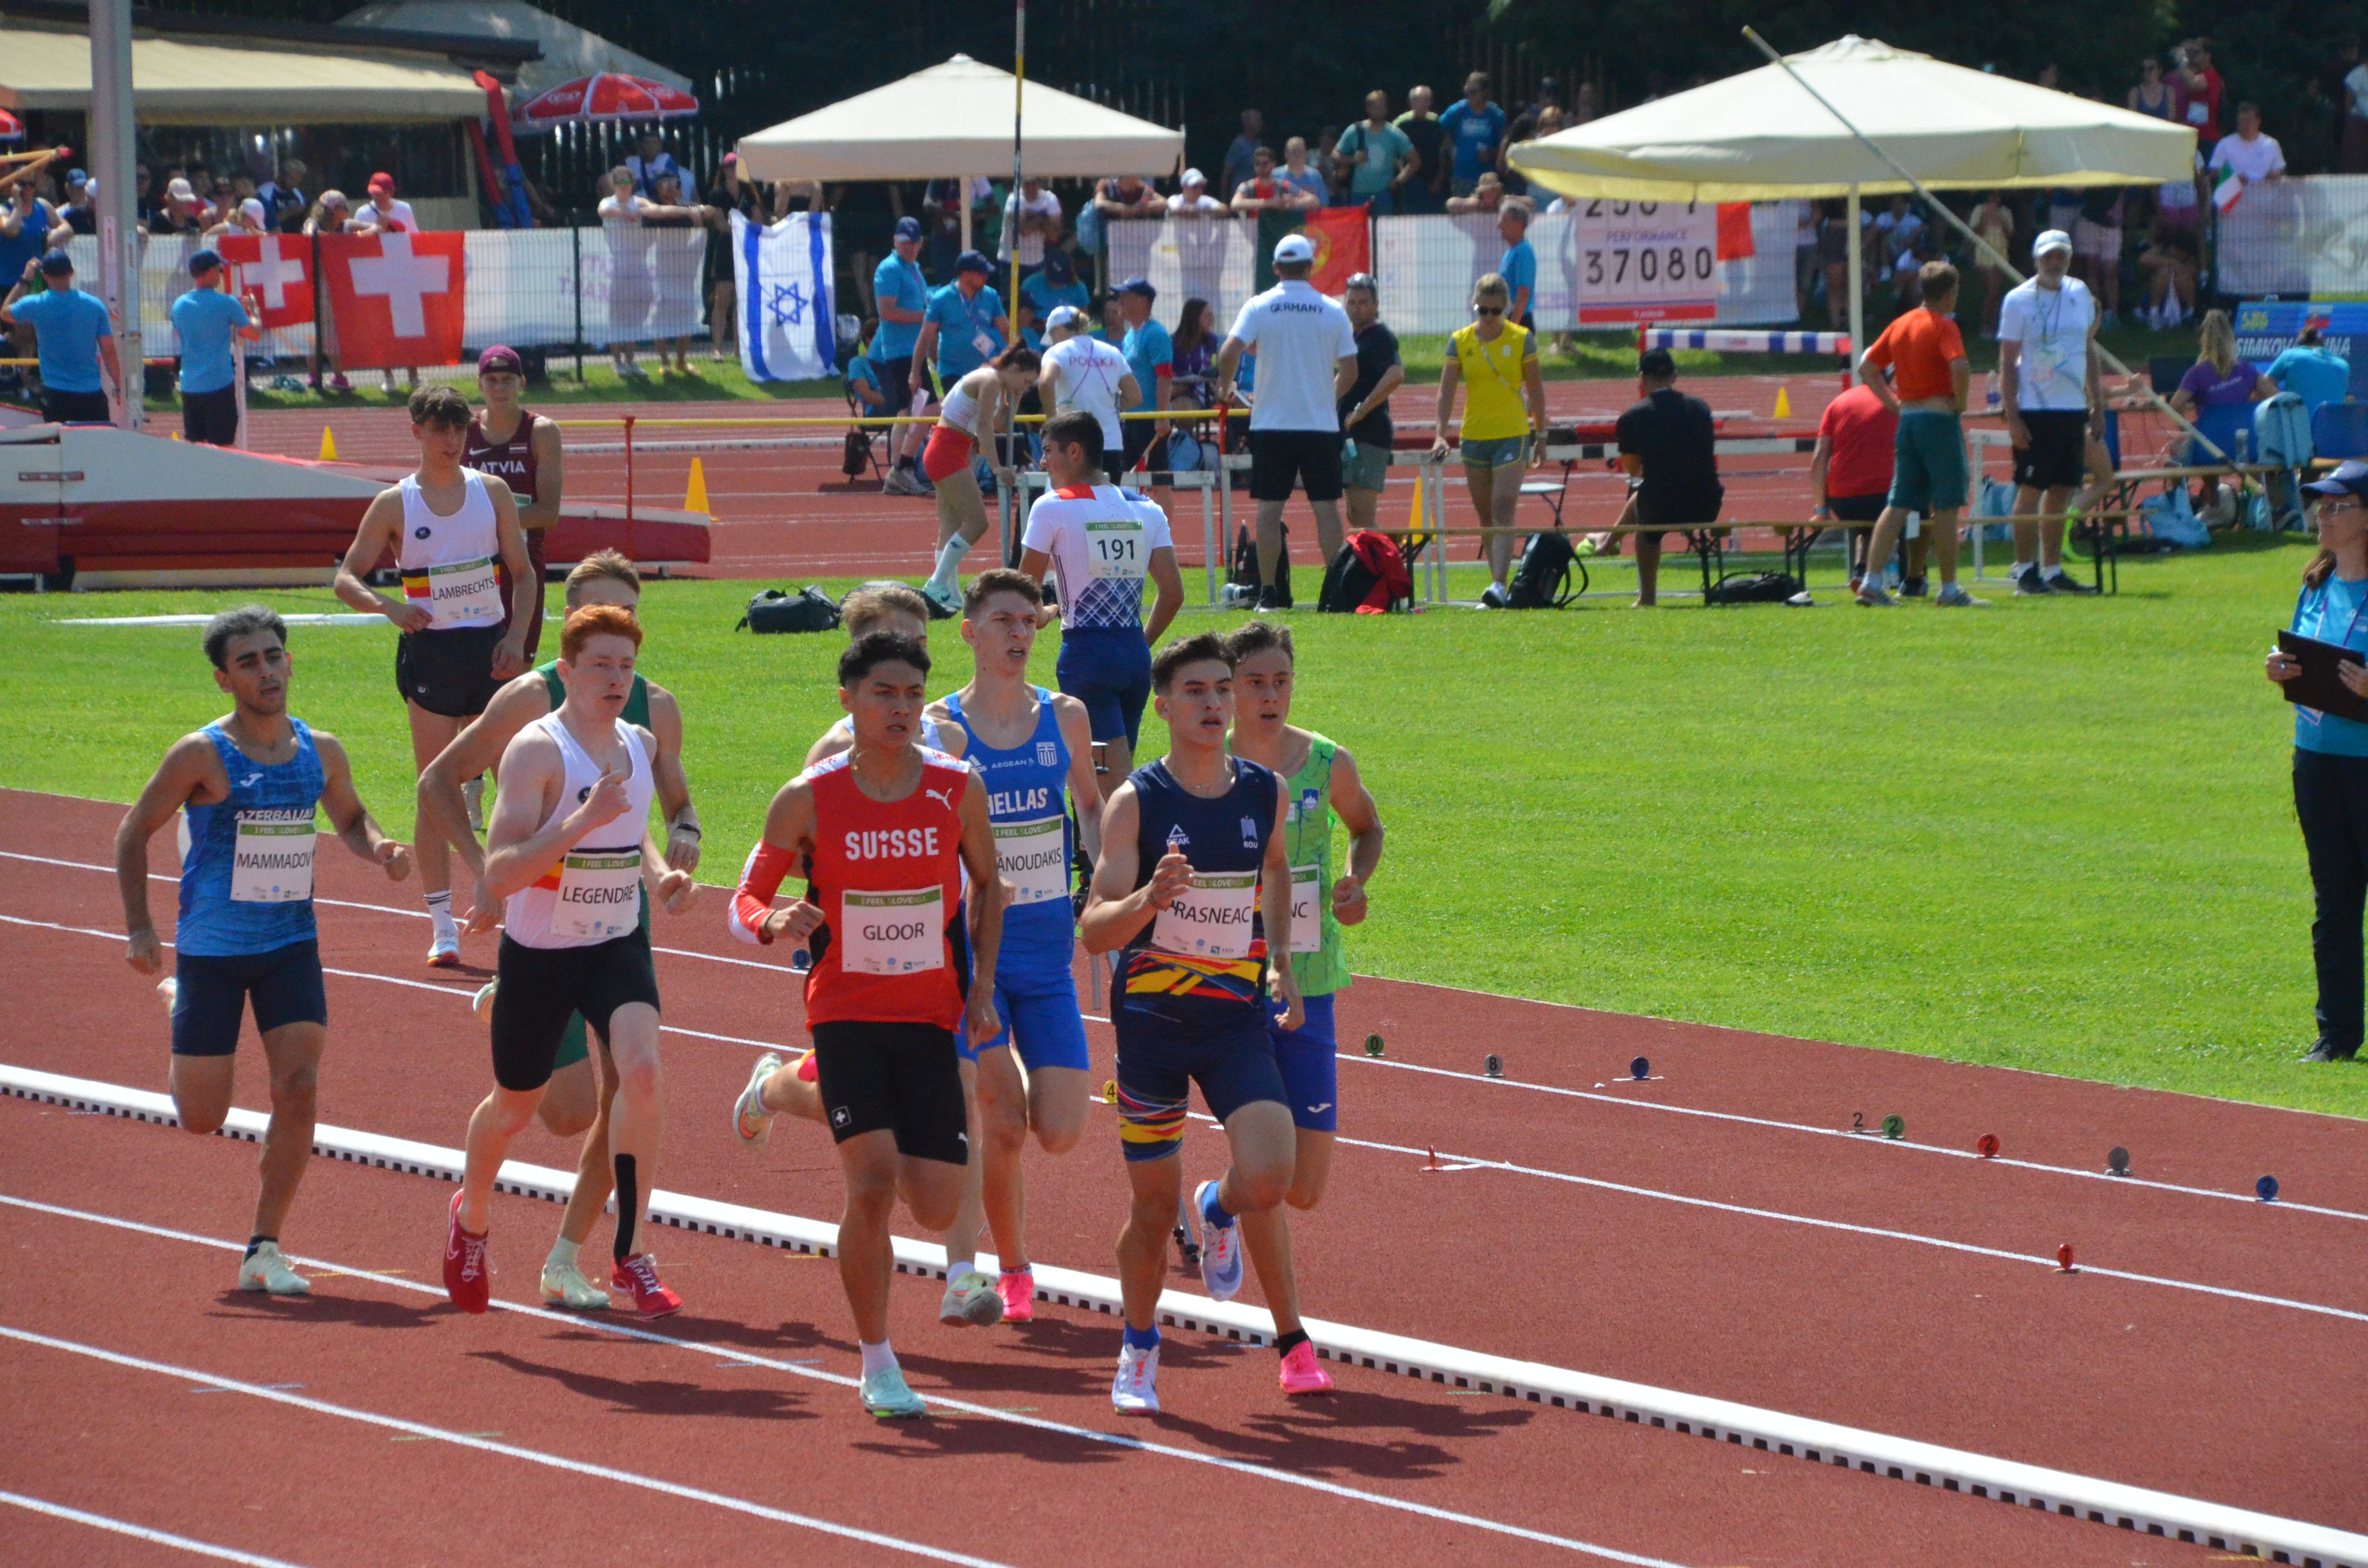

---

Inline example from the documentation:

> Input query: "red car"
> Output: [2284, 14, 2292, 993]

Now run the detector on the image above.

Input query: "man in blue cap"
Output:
[1021, 247, 1089, 326]
[1114, 277, 1172, 474]
[912, 249, 1009, 409]
[172, 250, 262, 446]
[61, 168, 96, 236]
[2, 250, 120, 424]
[874, 215, 932, 495]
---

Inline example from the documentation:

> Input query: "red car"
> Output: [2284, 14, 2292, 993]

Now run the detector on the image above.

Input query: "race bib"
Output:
[404, 556, 504, 629]
[229, 810, 316, 903]
[842, 886, 945, 974]
[552, 849, 641, 940]
[1152, 870, 1259, 960]
[1086, 518, 1147, 580]
[1287, 863, 1322, 955]
[994, 815, 1070, 906]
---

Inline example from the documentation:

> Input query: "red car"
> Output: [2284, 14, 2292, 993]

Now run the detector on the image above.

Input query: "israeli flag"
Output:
[731, 211, 835, 383]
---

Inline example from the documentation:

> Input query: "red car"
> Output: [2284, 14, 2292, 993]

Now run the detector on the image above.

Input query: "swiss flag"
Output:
[215, 233, 314, 329]
[321, 231, 466, 369]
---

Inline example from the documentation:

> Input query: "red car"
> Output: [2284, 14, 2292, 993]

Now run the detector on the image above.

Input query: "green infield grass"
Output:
[4, 531, 2358, 1119]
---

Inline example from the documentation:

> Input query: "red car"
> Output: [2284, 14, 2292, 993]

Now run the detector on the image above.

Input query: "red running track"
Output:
[3, 787, 2364, 1561]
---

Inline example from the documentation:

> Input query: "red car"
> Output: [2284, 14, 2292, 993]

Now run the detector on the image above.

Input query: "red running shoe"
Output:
[1278, 1340, 1334, 1396]
[613, 1254, 682, 1316]
[443, 1189, 489, 1313]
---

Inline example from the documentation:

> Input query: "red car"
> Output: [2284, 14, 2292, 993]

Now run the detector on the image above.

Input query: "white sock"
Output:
[2042, 564, 2066, 580]
[425, 890, 457, 942]
[927, 534, 973, 594]
[859, 1339, 897, 1378]
[547, 1236, 579, 1270]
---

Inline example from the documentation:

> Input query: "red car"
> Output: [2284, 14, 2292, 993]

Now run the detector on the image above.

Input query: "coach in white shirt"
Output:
[1212, 234, 1359, 608]
[1039, 306, 1141, 484]
[1996, 228, 2102, 597]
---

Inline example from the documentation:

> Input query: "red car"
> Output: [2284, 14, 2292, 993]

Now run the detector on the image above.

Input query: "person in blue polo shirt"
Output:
[1021, 247, 1089, 325]
[2268, 326, 2353, 419]
[873, 215, 933, 496]
[1438, 72, 1508, 199]
[912, 250, 1010, 395]
[3, 250, 121, 424]
[1497, 202, 1538, 329]
[171, 249, 263, 446]
[1114, 277, 1173, 474]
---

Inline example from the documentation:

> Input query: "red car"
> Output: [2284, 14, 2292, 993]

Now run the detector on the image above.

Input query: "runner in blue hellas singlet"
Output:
[115, 605, 413, 1298]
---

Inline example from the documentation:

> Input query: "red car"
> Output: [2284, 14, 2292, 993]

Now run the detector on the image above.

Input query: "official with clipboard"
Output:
[2265, 460, 2368, 1063]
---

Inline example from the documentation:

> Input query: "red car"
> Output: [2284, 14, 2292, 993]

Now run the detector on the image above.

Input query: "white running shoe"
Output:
[1193, 1180, 1244, 1301]
[238, 1241, 311, 1296]
[427, 931, 461, 968]
[733, 1052, 784, 1150]
[939, 1268, 1005, 1327]
[1112, 1341, 1161, 1413]
[472, 979, 498, 1027]
[861, 1365, 928, 1418]
[540, 1256, 613, 1311]
[461, 776, 485, 833]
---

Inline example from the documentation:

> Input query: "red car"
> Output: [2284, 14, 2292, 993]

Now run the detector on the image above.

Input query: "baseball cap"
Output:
[1117, 275, 1157, 300]
[955, 249, 993, 276]
[65, 168, 86, 188]
[1273, 233, 1315, 265]
[1180, 167, 1208, 188]
[2305, 460, 2368, 500]
[38, 250, 72, 276]
[1638, 347, 1677, 377]
[188, 249, 223, 276]
[367, 171, 395, 194]
[2033, 227, 2073, 257]
[1041, 248, 1074, 283]
[166, 176, 196, 204]
[477, 345, 525, 377]
[240, 197, 267, 225]
[893, 215, 923, 242]
[1045, 304, 1082, 332]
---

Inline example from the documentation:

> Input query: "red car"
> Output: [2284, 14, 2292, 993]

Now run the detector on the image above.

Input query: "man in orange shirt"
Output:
[1854, 261, 1982, 608]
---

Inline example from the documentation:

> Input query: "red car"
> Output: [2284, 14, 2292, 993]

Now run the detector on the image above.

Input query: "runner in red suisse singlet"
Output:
[796, 747, 972, 1031]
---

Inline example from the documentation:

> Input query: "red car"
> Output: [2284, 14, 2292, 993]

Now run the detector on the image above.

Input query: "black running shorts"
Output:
[810, 1020, 970, 1164]
[2012, 409, 2090, 492]
[394, 625, 508, 719]
[1249, 429, 1344, 503]
[489, 929, 661, 1092]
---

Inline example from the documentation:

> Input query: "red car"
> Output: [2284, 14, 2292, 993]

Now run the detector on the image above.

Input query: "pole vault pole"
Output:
[1741, 26, 2224, 462]
[1012, 0, 1026, 324]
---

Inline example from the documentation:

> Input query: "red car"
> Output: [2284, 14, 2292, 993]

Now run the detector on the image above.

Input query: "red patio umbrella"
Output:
[509, 74, 698, 132]
[0, 111, 22, 143]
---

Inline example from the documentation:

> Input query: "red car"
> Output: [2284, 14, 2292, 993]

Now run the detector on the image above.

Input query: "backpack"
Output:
[841, 425, 873, 477]
[2139, 486, 2210, 549]
[1504, 531, 1578, 608]
[737, 585, 843, 633]
[1706, 569, 1804, 605]
[1318, 530, 1413, 614]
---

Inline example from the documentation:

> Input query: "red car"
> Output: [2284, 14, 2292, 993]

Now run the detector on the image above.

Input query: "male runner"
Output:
[1018, 409, 1185, 798]
[1081, 633, 1306, 1413]
[1224, 620, 1383, 1387]
[417, 550, 700, 1311]
[731, 631, 1005, 1417]
[444, 605, 695, 1316]
[334, 384, 533, 965]
[926, 569, 1103, 1323]
[466, 345, 568, 661]
[115, 606, 411, 1296]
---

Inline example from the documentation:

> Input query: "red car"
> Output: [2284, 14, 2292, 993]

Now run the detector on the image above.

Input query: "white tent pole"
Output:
[1846, 184, 1862, 386]
[1741, 26, 2221, 461]
[90, 0, 141, 432]
[961, 186, 973, 258]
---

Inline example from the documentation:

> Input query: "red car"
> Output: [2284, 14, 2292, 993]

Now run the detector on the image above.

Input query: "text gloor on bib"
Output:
[552, 849, 641, 940]
[1085, 518, 1147, 580]
[993, 815, 1069, 905]
[1287, 863, 1323, 954]
[404, 556, 504, 629]
[230, 810, 317, 903]
[842, 885, 945, 974]
[1152, 870, 1259, 960]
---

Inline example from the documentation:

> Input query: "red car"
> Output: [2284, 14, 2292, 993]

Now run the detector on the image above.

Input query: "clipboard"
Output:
[2278, 630, 2368, 723]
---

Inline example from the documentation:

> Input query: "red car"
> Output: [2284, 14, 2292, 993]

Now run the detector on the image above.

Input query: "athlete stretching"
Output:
[416, 551, 700, 1311]
[733, 631, 1005, 1417]
[116, 606, 411, 1295]
[928, 569, 1103, 1323]
[334, 384, 533, 967]
[443, 605, 694, 1316]
[1082, 633, 1306, 1412]
[1225, 621, 1383, 1380]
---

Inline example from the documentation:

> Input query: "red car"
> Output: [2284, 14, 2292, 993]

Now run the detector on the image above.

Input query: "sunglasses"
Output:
[1474, 304, 1504, 316]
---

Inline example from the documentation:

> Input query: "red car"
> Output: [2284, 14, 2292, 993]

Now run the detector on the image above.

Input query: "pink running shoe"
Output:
[994, 1267, 1035, 1324]
[612, 1254, 682, 1317]
[443, 1190, 489, 1313]
[1278, 1340, 1333, 1396]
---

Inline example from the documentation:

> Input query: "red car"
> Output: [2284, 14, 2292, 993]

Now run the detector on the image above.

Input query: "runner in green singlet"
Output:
[416, 550, 700, 1311]
[1222, 620, 1384, 1357]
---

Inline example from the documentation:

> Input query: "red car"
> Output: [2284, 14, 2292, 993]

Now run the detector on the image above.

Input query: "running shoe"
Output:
[1898, 574, 1928, 599]
[327, 373, 352, 393]
[612, 1254, 682, 1316]
[861, 1365, 928, 1419]
[238, 1241, 311, 1296]
[443, 1190, 489, 1313]
[1934, 583, 1987, 608]
[881, 467, 928, 498]
[2012, 564, 2051, 595]
[2299, 1038, 2360, 1063]
[995, 1267, 1035, 1324]
[734, 1052, 784, 1150]
[1278, 1340, 1335, 1396]
[1111, 1341, 1160, 1413]
[2046, 571, 2099, 596]
[472, 979, 498, 1027]
[461, 776, 485, 833]
[1193, 1180, 1244, 1302]
[939, 1267, 1005, 1327]
[427, 933, 461, 968]
[1478, 583, 1508, 610]
[1255, 586, 1284, 611]
[157, 976, 178, 1013]
[919, 584, 960, 620]
[540, 1256, 613, 1311]
[1855, 584, 1895, 607]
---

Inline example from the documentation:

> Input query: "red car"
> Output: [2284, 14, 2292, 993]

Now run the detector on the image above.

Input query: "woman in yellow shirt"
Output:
[1428, 273, 1547, 607]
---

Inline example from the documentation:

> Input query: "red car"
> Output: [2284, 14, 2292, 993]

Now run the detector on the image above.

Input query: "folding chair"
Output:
[842, 380, 889, 488]
[2312, 402, 2368, 463]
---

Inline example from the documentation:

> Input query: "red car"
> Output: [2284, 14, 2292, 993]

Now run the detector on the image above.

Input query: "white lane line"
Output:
[10, 908, 2360, 1325]
[4, 845, 2349, 1220]
[0, 1192, 1694, 1567]
[0, 1324, 1014, 1568]
[0, 1490, 317, 1568]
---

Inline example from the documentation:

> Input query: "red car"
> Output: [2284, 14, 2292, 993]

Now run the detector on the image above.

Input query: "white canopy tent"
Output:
[1509, 37, 2196, 373]
[338, 0, 693, 97]
[735, 54, 1182, 254]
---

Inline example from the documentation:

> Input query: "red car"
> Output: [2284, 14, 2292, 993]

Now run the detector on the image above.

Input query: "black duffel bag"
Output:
[1704, 570, 1804, 606]
[737, 586, 843, 633]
